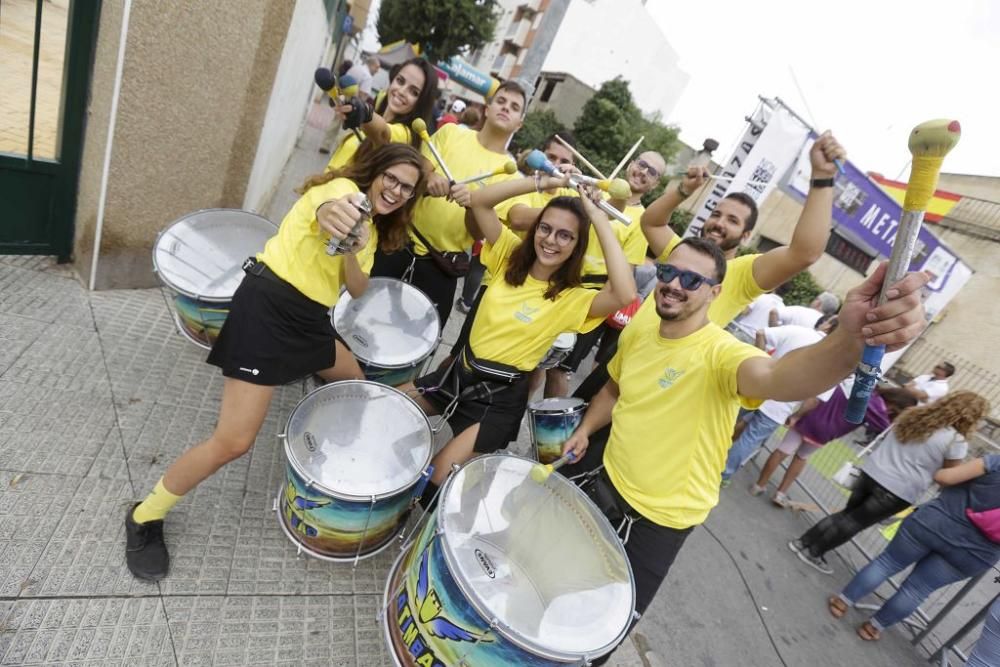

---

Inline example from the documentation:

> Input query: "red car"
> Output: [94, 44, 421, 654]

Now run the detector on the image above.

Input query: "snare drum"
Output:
[537, 332, 577, 370]
[528, 397, 587, 465]
[333, 278, 441, 386]
[152, 209, 277, 350]
[382, 454, 635, 666]
[276, 380, 433, 562]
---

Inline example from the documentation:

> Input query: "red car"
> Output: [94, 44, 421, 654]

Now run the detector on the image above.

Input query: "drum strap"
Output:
[577, 466, 642, 544]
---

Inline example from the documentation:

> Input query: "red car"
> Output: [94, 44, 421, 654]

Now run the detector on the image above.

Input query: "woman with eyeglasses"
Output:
[123, 143, 427, 582]
[396, 174, 637, 495]
[326, 58, 439, 171]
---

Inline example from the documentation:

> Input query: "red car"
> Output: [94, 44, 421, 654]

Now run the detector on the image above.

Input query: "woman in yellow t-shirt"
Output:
[326, 58, 439, 171]
[398, 175, 638, 492]
[122, 143, 427, 582]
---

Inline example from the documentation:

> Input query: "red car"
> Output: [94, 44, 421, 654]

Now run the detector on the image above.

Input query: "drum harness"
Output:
[410, 346, 524, 434]
[569, 466, 640, 546]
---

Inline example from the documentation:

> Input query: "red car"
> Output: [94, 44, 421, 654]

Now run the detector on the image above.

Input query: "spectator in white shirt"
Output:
[729, 292, 784, 343]
[905, 361, 954, 404]
[769, 291, 839, 329]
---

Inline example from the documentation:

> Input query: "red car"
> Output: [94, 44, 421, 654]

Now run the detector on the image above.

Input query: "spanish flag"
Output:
[868, 173, 961, 223]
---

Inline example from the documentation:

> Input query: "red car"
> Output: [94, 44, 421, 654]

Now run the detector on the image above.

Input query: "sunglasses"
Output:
[635, 158, 660, 179]
[655, 263, 719, 290]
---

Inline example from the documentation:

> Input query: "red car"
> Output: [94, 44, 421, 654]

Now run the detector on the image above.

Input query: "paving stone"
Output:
[0, 470, 80, 597]
[0, 255, 76, 278]
[0, 597, 174, 666]
[0, 263, 93, 329]
[0, 313, 46, 377]
[0, 322, 109, 394]
[19, 476, 158, 598]
[0, 381, 116, 478]
[163, 595, 389, 667]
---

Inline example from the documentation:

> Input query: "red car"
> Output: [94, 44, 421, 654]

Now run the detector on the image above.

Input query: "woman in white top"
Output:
[789, 391, 988, 574]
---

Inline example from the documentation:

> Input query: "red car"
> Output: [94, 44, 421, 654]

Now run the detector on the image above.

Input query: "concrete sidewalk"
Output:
[0, 121, 941, 666]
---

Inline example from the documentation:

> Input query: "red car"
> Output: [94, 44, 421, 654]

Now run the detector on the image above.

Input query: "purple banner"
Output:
[782, 135, 961, 292]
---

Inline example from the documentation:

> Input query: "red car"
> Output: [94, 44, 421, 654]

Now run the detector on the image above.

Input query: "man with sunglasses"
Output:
[560, 236, 930, 665]
[567, 132, 845, 410]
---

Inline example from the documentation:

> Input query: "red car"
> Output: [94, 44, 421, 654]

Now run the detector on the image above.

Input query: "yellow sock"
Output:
[132, 478, 183, 524]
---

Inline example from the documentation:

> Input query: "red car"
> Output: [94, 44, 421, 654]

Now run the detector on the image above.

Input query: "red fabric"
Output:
[437, 114, 458, 127]
[606, 296, 642, 330]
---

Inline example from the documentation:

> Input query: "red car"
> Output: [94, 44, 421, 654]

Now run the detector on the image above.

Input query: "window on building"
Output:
[540, 79, 557, 102]
[825, 230, 877, 274]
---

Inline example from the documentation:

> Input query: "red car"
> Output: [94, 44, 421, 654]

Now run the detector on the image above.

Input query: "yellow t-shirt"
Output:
[411, 124, 517, 254]
[468, 227, 604, 370]
[257, 178, 377, 307]
[620, 203, 648, 263]
[605, 322, 767, 528]
[631, 235, 765, 329]
[326, 123, 413, 171]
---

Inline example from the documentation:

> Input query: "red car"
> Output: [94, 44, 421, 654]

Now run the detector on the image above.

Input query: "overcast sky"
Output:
[646, 0, 999, 179]
[359, 0, 997, 179]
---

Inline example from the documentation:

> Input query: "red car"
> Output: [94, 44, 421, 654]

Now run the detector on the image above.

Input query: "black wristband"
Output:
[811, 178, 835, 188]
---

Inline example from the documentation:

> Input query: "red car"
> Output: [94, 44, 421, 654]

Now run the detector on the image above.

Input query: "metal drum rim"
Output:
[332, 277, 442, 369]
[527, 397, 587, 415]
[152, 207, 277, 302]
[436, 453, 638, 662]
[282, 380, 433, 501]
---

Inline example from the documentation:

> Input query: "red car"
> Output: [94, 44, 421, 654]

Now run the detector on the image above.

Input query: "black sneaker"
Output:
[125, 503, 169, 581]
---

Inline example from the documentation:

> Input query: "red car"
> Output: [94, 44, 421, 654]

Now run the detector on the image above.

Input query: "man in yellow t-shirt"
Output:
[569, 132, 848, 404]
[371, 80, 526, 326]
[561, 237, 929, 663]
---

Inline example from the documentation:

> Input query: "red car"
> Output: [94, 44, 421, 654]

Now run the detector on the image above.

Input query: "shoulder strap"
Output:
[409, 224, 441, 256]
[858, 425, 892, 458]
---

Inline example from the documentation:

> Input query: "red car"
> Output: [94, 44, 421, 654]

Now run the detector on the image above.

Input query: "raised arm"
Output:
[737, 262, 928, 401]
[751, 132, 845, 291]
[579, 188, 637, 317]
[640, 167, 707, 258]
[467, 174, 568, 244]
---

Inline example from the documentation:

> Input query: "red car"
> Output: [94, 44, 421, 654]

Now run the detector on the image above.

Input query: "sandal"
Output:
[857, 621, 881, 641]
[827, 596, 848, 619]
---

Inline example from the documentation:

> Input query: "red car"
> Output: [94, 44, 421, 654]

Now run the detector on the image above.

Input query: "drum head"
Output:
[332, 278, 440, 368]
[528, 397, 585, 414]
[284, 381, 432, 499]
[438, 455, 634, 660]
[153, 209, 277, 300]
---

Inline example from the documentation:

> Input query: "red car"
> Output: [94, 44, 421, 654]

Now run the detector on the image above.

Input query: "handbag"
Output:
[966, 507, 1000, 544]
[831, 427, 891, 491]
[410, 226, 470, 278]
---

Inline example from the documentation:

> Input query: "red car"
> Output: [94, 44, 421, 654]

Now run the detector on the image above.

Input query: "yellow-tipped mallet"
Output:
[530, 451, 577, 483]
[456, 160, 517, 185]
[411, 118, 455, 183]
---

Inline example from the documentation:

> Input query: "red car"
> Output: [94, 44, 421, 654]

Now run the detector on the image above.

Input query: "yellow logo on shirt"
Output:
[514, 301, 540, 323]
[658, 368, 684, 389]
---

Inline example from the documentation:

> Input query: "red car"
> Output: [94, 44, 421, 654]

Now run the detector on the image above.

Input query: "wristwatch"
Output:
[811, 178, 835, 188]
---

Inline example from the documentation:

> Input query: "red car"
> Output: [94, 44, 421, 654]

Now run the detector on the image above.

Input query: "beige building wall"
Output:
[74, 1, 297, 290]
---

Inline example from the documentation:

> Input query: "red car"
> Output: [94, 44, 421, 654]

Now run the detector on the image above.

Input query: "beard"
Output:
[654, 286, 689, 321]
[701, 224, 740, 252]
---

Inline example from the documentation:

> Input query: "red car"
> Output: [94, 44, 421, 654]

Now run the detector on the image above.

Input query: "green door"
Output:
[0, 0, 101, 261]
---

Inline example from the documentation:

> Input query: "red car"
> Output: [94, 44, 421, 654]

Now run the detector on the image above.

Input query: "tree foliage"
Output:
[510, 110, 567, 156]
[572, 78, 680, 180]
[376, 0, 500, 62]
[668, 209, 693, 237]
[781, 271, 823, 306]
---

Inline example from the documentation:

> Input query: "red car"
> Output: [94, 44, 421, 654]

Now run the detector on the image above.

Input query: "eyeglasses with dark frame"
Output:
[536, 222, 576, 247]
[635, 158, 661, 179]
[655, 263, 719, 290]
[380, 171, 417, 199]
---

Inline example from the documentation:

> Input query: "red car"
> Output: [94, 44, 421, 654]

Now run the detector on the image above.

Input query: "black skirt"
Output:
[206, 263, 336, 386]
[414, 355, 530, 454]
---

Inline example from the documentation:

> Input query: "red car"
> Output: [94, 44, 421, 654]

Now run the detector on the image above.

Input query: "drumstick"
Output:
[411, 119, 454, 183]
[555, 134, 607, 180]
[608, 135, 644, 180]
[530, 451, 577, 483]
[844, 119, 961, 424]
[455, 160, 517, 185]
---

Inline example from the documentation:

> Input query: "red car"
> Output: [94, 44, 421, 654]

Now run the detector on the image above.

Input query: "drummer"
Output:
[325, 58, 439, 171]
[123, 143, 427, 581]
[397, 174, 637, 495]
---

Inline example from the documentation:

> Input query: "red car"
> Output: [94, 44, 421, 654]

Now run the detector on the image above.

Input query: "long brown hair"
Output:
[297, 143, 426, 252]
[893, 390, 990, 443]
[503, 196, 590, 300]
